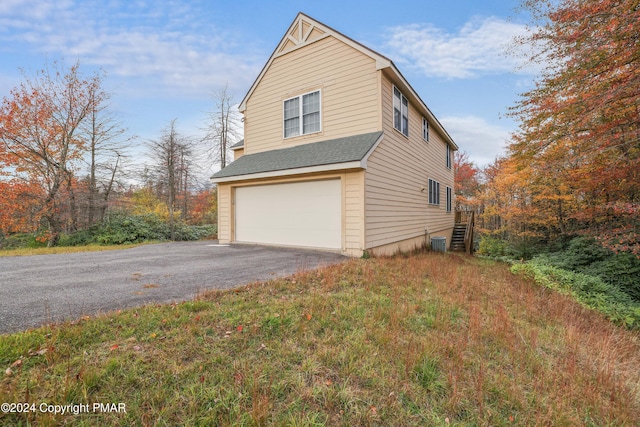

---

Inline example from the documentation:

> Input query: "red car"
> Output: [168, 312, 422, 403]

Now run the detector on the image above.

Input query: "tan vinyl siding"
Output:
[344, 170, 365, 253]
[244, 36, 379, 155]
[217, 184, 232, 243]
[364, 73, 454, 249]
[233, 148, 244, 160]
[223, 15, 457, 255]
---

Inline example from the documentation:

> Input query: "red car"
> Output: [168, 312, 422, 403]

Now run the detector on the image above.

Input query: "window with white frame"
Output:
[422, 117, 429, 141]
[284, 90, 321, 138]
[446, 144, 452, 169]
[393, 86, 409, 137]
[446, 186, 452, 212]
[428, 179, 440, 205]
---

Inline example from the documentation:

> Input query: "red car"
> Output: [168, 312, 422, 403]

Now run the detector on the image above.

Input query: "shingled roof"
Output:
[230, 139, 244, 150]
[211, 131, 383, 182]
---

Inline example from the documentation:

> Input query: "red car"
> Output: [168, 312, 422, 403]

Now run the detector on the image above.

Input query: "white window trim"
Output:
[446, 186, 452, 212]
[422, 116, 429, 142]
[446, 144, 452, 169]
[283, 90, 322, 139]
[393, 85, 409, 137]
[428, 178, 440, 206]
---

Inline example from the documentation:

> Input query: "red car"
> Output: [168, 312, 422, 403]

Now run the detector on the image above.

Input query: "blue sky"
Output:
[0, 0, 538, 171]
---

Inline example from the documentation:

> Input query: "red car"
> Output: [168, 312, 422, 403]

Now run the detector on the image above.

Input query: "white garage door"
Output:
[235, 179, 342, 249]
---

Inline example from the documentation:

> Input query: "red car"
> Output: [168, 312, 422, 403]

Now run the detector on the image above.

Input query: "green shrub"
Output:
[544, 236, 609, 270]
[92, 214, 216, 245]
[3, 215, 217, 249]
[512, 260, 640, 329]
[478, 235, 508, 257]
[58, 229, 97, 246]
[172, 223, 217, 241]
[2, 233, 46, 249]
[508, 236, 545, 260]
[539, 236, 640, 302]
[585, 252, 640, 302]
[95, 213, 169, 244]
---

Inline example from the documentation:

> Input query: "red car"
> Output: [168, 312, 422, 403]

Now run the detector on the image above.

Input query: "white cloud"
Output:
[440, 115, 511, 166]
[0, 0, 261, 96]
[0, 0, 58, 19]
[385, 17, 536, 79]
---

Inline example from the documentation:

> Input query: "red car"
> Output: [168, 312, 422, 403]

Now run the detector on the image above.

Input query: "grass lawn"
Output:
[0, 244, 145, 257]
[1, 252, 639, 426]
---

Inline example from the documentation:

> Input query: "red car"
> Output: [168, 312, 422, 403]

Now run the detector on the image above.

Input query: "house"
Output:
[211, 13, 458, 257]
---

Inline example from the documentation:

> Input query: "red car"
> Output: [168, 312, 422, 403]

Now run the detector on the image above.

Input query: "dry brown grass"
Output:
[1, 252, 639, 425]
[406, 253, 640, 425]
[0, 243, 144, 257]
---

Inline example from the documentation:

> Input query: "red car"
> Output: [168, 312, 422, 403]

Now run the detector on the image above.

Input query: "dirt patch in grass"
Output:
[1, 253, 639, 425]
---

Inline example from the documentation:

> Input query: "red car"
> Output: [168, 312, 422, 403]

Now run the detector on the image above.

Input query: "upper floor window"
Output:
[284, 90, 321, 138]
[393, 86, 409, 137]
[446, 144, 452, 169]
[428, 178, 440, 205]
[422, 117, 429, 142]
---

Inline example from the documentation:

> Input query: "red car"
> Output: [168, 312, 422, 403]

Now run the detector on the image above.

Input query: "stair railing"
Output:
[464, 210, 475, 254]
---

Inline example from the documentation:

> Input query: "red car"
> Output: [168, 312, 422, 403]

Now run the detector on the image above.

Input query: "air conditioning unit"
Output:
[431, 237, 446, 253]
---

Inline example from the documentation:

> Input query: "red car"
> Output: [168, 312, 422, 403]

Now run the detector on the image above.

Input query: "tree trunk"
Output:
[66, 172, 78, 232]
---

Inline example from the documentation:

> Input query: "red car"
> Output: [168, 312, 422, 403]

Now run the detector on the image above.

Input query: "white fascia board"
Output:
[375, 58, 391, 70]
[360, 133, 385, 169]
[210, 160, 363, 184]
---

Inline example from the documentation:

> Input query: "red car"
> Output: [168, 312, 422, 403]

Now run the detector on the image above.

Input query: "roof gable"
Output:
[238, 12, 457, 150]
[238, 13, 391, 114]
[277, 16, 329, 55]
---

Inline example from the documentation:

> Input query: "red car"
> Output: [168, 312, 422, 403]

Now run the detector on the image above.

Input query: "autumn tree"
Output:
[80, 85, 133, 227]
[147, 120, 193, 239]
[454, 150, 481, 211]
[189, 187, 217, 225]
[0, 181, 42, 246]
[502, 0, 640, 254]
[127, 187, 168, 218]
[480, 158, 531, 237]
[0, 62, 103, 246]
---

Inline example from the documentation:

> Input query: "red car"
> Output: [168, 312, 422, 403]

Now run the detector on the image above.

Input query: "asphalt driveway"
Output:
[0, 241, 346, 334]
